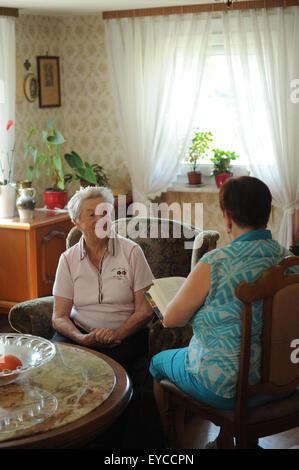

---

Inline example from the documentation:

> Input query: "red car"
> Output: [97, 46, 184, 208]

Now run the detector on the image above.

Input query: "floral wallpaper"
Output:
[14, 14, 130, 207]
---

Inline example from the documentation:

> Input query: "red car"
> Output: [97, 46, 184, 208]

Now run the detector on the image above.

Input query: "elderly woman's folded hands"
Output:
[79, 328, 122, 349]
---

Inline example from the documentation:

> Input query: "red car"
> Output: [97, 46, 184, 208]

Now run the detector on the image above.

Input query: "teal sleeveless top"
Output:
[185, 230, 293, 399]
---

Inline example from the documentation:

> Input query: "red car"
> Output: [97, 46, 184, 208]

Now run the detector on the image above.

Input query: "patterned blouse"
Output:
[185, 230, 293, 399]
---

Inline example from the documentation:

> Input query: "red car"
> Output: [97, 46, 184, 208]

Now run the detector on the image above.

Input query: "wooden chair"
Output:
[158, 256, 299, 449]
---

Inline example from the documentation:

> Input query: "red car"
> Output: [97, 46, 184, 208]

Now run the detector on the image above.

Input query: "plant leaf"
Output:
[28, 126, 35, 139]
[57, 179, 65, 190]
[52, 155, 62, 171]
[42, 130, 48, 145]
[64, 151, 83, 169]
[27, 165, 33, 181]
[30, 145, 38, 163]
[47, 130, 65, 145]
[23, 142, 29, 159]
[84, 161, 92, 170]
[77, 167, 97, 185]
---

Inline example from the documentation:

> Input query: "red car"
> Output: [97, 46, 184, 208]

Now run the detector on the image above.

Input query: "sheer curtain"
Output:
[104, 14, 211, 203]
[0, 16, 15, 182]
[222, 7, 299, 247]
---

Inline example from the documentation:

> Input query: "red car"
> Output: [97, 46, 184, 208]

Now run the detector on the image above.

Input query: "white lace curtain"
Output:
[104, 14, 211, 204]
[105, 9, 299, 246]
[0, 16, 15, 182]
[222, 7, 299, 247]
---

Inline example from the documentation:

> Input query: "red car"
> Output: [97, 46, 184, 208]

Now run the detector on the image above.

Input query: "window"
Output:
[176, 23, 275, 172]
[192, 52, 248, 165]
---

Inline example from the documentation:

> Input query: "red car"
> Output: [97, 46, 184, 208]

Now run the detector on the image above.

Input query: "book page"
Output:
[148, 277, 186, 315]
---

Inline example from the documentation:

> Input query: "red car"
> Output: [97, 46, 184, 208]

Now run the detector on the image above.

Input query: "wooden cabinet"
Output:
[0, 211, 73, 314]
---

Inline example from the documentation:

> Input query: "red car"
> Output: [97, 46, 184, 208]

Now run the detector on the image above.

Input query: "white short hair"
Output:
[67, 186, 114, 221]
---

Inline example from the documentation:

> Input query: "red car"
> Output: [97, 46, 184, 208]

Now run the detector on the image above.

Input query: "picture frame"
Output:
[36, 56, 61, 108]
[24, 73, 39, 102]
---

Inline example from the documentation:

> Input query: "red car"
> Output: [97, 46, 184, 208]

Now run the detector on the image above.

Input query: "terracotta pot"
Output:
[43, 190, 68, 210]
[80, 179, 95, 188]
[187, 171, 202, 185]
[214, 172, 233, 188]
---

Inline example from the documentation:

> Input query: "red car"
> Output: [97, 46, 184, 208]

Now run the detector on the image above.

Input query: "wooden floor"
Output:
[1, 313, 298, 449]
[183, 415, 299, 449]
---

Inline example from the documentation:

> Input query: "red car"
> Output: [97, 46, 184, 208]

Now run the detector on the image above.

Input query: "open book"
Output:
[144, 277, 186, 325]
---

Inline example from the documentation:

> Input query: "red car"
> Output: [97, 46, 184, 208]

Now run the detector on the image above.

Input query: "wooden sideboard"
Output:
[0, 211, 73, 314]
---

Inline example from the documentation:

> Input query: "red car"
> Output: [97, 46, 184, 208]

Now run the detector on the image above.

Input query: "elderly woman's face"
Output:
[75, 197, 112, 240]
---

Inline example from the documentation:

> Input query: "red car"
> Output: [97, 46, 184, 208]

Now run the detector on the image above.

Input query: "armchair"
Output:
[9, 217, 219, 347]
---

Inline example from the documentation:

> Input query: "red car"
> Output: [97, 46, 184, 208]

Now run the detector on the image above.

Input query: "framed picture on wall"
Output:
[37, 56, 61, 108]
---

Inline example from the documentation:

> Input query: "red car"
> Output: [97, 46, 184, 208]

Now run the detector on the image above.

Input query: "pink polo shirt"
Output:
[53, 233, 154, 332]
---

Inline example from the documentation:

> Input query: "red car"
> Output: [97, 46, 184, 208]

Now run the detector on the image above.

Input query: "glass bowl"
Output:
[0, 334, 56, 386]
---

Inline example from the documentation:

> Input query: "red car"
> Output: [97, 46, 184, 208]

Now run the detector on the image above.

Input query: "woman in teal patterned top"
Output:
[150, 176, 295, 415]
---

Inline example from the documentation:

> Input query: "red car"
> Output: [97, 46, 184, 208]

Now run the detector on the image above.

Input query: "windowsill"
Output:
[167, 183, 219, 193]
[168, 163, 250, 193]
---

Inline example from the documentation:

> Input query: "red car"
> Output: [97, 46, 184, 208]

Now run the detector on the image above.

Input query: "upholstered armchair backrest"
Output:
[66, 217, 220, 279]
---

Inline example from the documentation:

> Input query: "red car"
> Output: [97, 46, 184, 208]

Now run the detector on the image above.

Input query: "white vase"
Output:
[0, 183, 16, 218]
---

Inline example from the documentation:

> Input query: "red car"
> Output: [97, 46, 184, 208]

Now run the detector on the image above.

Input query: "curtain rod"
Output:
[0, 7, 19, 17]
[102, 0, 299, 19]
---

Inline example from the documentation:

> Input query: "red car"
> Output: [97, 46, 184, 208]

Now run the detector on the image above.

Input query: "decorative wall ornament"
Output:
[24, 59, 31, 71]
[24, 72, 39, 102]
[37, 56, 61, 108]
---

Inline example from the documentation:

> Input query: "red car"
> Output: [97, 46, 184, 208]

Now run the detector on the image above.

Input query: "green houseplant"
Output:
[64, 151, 109, 187]
[31, 117, 67, 209]
[186, 129, 213, 185]
[210, 149, 239, 187]
[7, 117, 68, 209]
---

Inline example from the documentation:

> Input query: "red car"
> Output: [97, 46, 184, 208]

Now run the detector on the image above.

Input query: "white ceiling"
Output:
[2, 0, 219, 16]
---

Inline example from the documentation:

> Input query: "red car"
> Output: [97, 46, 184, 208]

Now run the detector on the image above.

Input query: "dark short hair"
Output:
[219, 176, 272, 229]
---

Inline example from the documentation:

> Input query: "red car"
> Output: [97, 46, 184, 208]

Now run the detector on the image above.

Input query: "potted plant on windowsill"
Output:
[64, 151, 109, 187]
[186, 129, 213, 185]
[210, 149, 239, 188]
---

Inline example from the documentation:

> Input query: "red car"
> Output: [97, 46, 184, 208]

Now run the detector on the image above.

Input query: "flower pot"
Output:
[187, 171, 202, 185]
[80, 179, 95, 188]
[0, 183, 16, 218]
[215, 172, 233, 188]
[43, 189, 68, 210]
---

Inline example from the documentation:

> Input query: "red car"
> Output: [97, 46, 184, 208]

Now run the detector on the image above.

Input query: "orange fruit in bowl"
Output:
[0, 354, 23, 380]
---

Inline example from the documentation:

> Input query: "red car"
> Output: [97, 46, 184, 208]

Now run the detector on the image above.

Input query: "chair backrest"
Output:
[66, 217, 220, 279]
[235, 256, 299, 417]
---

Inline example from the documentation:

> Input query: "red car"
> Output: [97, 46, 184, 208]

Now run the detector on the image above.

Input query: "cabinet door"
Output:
[0, 229, 29, 303]
[35, 220, 73, 297]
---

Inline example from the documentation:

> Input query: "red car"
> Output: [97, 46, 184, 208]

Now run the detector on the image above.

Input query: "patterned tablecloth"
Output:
[0, 344, 116, 442]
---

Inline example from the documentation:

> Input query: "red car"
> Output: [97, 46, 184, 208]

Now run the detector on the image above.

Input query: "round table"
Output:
[0, 343, 132, 449]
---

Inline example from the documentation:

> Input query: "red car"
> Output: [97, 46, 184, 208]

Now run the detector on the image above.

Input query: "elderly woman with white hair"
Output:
[52, 186, 154, 369]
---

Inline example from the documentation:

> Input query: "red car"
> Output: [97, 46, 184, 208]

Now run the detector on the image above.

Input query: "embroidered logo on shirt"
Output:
[112, 267, 127, 280]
